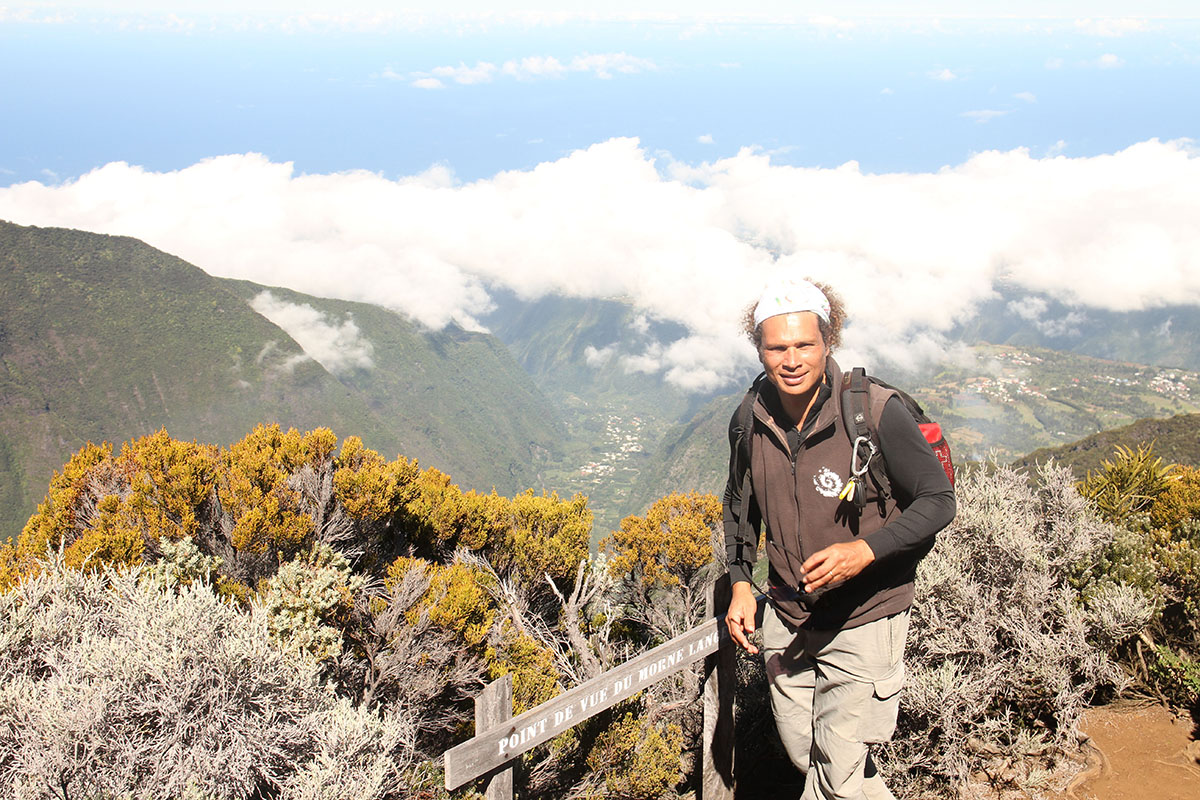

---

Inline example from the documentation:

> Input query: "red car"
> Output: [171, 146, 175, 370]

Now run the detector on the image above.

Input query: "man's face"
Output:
[758, 312, 829, 403]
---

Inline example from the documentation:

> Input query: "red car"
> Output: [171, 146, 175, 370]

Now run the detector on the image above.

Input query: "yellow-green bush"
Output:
[413, 560, 496, 649]
[18, 432, 223, 574]
[586, 712, 683, 799]
[0, 541, 25, 594]
[18, 441, 117, 565]
[61, 493, 144, 570]
[122, 429, 221, 539]
[486, 619, 563, 714]
[333, 436, 420, 521]
[396, 467, 501, 555]
[1108, 459, 1200, 627]
[602, 492, 720, 589]
[1080, 445, 1200, 709]
[218, 425, 329, 556]
[1150, 465, 1200, 531]
[491, 489, 591, 590]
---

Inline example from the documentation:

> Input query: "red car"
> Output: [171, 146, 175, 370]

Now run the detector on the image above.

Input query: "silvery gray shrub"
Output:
[0, 557, 416, 800]
[879, 460, 1154, 795]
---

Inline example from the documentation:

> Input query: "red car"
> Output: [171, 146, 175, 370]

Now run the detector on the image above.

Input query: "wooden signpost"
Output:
[444, 615, 728, 790]
[444, 576, 760, 798]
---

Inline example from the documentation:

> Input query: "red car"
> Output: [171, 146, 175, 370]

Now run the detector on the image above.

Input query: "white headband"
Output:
[752, 278, 831, 328]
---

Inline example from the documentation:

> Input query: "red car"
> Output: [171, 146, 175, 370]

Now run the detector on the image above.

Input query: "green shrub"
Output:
[1081, 449, 1200, 706]
[1078, 442, 1173, 524]
[260, 543, 364, 662]
[1147, 645, 1200, 709]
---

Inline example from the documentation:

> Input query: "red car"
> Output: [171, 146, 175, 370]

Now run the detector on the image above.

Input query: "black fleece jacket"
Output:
[723, 378, 957, 588]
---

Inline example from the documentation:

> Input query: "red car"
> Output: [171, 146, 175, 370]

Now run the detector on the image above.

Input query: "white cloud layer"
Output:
[404, 52, 656, 88]
[584, 344, 617, 367]
[250, 291, 375, 373]
[3, 137, 1199, 391]
[1074, 17, 1148, 36]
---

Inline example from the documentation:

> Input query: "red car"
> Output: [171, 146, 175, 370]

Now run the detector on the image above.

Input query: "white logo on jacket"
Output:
[812, 467, 844, 498]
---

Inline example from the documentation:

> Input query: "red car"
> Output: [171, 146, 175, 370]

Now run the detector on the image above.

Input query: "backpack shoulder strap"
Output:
[730, 374, 762, 473]
[841, 368, 955, 511]
[727, 373, 765, 565]
[840, 367, 898, 512]
[841, 367, 872, 443]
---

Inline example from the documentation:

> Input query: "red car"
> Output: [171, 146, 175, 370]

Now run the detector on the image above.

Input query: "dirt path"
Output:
[1063, 703, 1200, 800]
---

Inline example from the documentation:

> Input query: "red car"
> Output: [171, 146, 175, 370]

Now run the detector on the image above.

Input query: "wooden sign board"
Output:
[444, 616, 731, 790]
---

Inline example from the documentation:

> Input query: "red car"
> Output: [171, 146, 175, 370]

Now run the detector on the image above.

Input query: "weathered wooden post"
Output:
[475, 673, 514, 800]
[702, 574, 735, 800]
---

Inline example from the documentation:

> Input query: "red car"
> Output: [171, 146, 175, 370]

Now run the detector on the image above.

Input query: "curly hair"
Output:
[742, 279, 846, 352]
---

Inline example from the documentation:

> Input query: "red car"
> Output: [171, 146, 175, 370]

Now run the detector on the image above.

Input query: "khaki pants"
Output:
[762, 605, 909, 800]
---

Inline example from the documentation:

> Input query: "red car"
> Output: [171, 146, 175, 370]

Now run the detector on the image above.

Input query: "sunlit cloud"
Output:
[1007, 296, 1087, 338]
[502, 55, 568, 79]
[567, 52, 656, 79]
[431, 61, 498, 85]
[251, 291, 375, 374]
[929, 68, 957, 81]
[0, 7, 77, 24]
[1092, 53, 1125, 68]
[3, 137, 1198, 391]
[1074, 17, 1148, 37]
[584, 344, 617, 367]
[808, 15, 855, 30]
[1014, 91, 1037, 103]
[399, 52, 656, 88]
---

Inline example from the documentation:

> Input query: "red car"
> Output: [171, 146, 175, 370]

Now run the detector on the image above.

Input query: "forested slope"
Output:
[0, 221, 561, 541]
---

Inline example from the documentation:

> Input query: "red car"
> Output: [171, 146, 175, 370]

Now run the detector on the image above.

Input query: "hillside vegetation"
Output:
[8, 221, 1200, 544]
[3, 426, 1197, 799]
[0, 221, 562, 542]
[629, 346, 1200, 509]
[483, 291, 704, 535]
[1014, 412, 1200, 479]
[0, 425, 720, 799]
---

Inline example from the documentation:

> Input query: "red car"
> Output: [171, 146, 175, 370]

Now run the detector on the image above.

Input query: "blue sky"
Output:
[3, 4, 1198, 183]
[2, 4, 1199, 388]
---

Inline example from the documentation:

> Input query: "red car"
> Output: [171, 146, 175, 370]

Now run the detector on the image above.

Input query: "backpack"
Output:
[839, 367, 955, 511]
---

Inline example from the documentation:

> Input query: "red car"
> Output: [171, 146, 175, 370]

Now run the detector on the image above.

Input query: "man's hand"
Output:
[801, 540, 875, 593]
[725, 580, 759, 654]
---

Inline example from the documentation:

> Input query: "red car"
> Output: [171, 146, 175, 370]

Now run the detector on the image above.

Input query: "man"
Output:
[723, 277, 956, 800]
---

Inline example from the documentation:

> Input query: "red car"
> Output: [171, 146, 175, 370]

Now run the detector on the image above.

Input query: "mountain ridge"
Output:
[7, 220, 1200, 542]
[0, 220, 563, 541]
